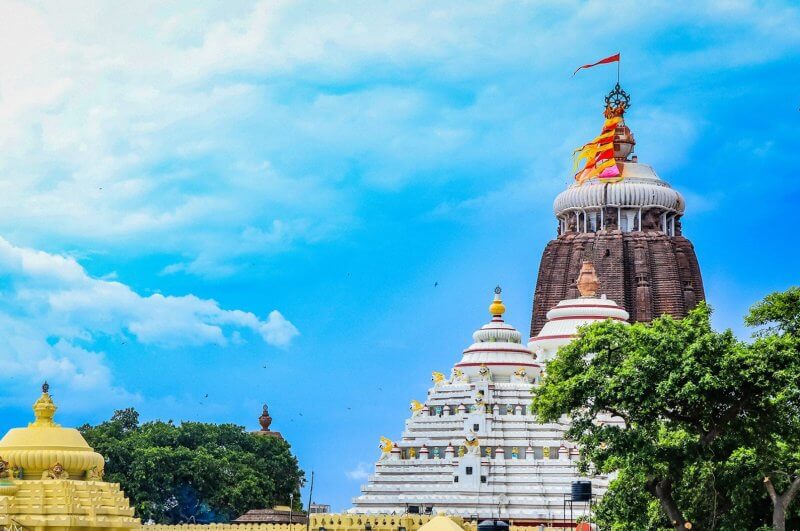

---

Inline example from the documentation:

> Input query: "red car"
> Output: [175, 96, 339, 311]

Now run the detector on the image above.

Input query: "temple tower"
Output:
[0, 383, 139, 531]
[529, 85, 705, 337]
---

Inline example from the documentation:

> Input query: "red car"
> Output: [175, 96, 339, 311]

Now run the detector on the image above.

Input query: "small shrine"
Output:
[0, 383, 139, 531]
[254, 403, 283, 440]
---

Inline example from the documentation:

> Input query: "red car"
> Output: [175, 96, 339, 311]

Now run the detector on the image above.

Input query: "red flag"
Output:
[573, 53, 620, 76]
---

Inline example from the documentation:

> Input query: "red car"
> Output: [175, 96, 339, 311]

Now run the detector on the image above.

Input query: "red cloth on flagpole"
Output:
[573, 53, 620, 75]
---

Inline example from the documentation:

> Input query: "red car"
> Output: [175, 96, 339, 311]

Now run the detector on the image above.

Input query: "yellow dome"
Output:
[488, 286, 506, 317]
[417, 516, 466, 531]
[0, 383, 104, 480]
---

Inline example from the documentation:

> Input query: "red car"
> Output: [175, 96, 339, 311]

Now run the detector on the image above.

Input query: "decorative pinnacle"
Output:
[604, 83, 631, 118]
[577, 261, 600, 297]
[32, 382, 58, 427]
[489, 286, 506, 317]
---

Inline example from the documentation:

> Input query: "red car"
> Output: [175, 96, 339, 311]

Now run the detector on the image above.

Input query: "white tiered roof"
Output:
[350, 288, 614, 523]
[529, 295, 629, 363]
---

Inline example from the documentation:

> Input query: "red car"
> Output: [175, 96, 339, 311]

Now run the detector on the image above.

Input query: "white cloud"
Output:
[346, 462, 373, 481]
[0, 236, 298, 408]
[0, 0, 797, 275]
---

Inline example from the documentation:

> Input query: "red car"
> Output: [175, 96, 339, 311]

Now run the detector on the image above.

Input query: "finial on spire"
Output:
[31, 382, 58, 427]
[259, 403, 272, 431]
[489, 286, 506, 317]
[577, 261, 600, 297]
[604, 83, 630, 118]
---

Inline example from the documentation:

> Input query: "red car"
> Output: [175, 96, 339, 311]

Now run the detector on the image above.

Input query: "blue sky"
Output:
[0, 0, 798, 512]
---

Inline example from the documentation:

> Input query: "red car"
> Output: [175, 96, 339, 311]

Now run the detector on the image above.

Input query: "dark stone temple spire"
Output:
[529, 86, 705, 337]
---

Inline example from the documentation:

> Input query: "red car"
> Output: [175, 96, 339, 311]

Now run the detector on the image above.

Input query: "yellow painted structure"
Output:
[135, 515, 563, 531]
[0, 384, 139, 531]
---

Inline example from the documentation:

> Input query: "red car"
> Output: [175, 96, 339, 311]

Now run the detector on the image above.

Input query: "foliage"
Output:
[745, 286, 800, 336]
[532, 290, 800, 530]
[80, 408, 304, 524]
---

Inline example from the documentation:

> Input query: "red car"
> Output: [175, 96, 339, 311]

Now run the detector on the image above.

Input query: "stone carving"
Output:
[0, 457, 14, 479]
[642, 209, 660, 231]
[477, 364, 492, 382]
[464, 432, 481, 456]
[512, 367, 530, 383]
[431, 372, 446, 387]
[450, 368, 468, 384]
[43, 462, 69, 480]
[474, 390, 485, 407]
[86, 465, 104, 481]
[603, 208, 618, 230]
[410, 400, 424, 417]
[379, 437, 394, 460]
[566, 216, 577, 233]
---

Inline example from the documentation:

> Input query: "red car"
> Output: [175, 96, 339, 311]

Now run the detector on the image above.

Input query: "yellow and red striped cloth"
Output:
[573, 116, 623, 185]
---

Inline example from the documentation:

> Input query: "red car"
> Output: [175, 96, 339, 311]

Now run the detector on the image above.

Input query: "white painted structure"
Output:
[553, 162, 685, 235]
[351, 288, 628, 522]
[528, 295, 629, 363]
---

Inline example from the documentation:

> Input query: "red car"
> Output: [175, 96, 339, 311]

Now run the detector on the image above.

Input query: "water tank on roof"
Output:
[571, 480, 592, 502]
[478, 520, 509, 531]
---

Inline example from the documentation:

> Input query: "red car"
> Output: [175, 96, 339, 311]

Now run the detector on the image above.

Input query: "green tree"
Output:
[743, 287, 800, 530]
[532, 302, 771, 530]
[80, 409, 304, 524]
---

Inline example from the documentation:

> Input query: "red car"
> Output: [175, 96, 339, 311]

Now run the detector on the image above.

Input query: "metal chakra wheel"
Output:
[604, 83, 631, 114]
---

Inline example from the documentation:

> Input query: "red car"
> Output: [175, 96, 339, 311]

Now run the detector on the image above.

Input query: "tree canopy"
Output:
[532, 287, 800, 530]
[80, 409, 304, 524]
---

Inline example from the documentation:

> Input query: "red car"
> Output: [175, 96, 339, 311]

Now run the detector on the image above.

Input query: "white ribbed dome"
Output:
[553, 163, 684, 217]
[472, 320, 522, 344]
[528, 295, 629, 362]
[454, 295, 538, 379]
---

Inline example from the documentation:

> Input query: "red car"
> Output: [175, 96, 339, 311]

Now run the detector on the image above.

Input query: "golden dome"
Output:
[0, 383, 104, 480]
[488, 286, 506, 317]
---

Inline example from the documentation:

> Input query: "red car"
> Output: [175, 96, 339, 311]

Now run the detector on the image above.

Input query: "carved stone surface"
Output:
[530, 230, 705, 337]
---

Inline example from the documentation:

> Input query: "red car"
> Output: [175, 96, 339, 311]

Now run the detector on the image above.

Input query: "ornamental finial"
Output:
[32, 382, 58, 427]
[489, 286, 506, 317]
[604, 83, 630, 118]
[577, 261, 600, 297]
[258, 403, 272, 431]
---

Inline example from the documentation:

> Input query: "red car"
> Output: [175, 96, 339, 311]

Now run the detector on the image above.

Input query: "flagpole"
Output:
[617, 55, 620, 84]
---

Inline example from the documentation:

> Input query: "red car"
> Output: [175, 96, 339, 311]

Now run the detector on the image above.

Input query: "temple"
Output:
[529, 84, 704, 336]
[0, 383, 139, 531]
[351, 284, 627, 523]
[352, 85, 697, 524]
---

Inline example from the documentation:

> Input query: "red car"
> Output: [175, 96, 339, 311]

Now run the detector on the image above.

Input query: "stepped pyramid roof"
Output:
[351, 288, 621, 524]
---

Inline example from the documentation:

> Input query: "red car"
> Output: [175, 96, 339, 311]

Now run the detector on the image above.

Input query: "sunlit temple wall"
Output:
[136, 516, 566, 531]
